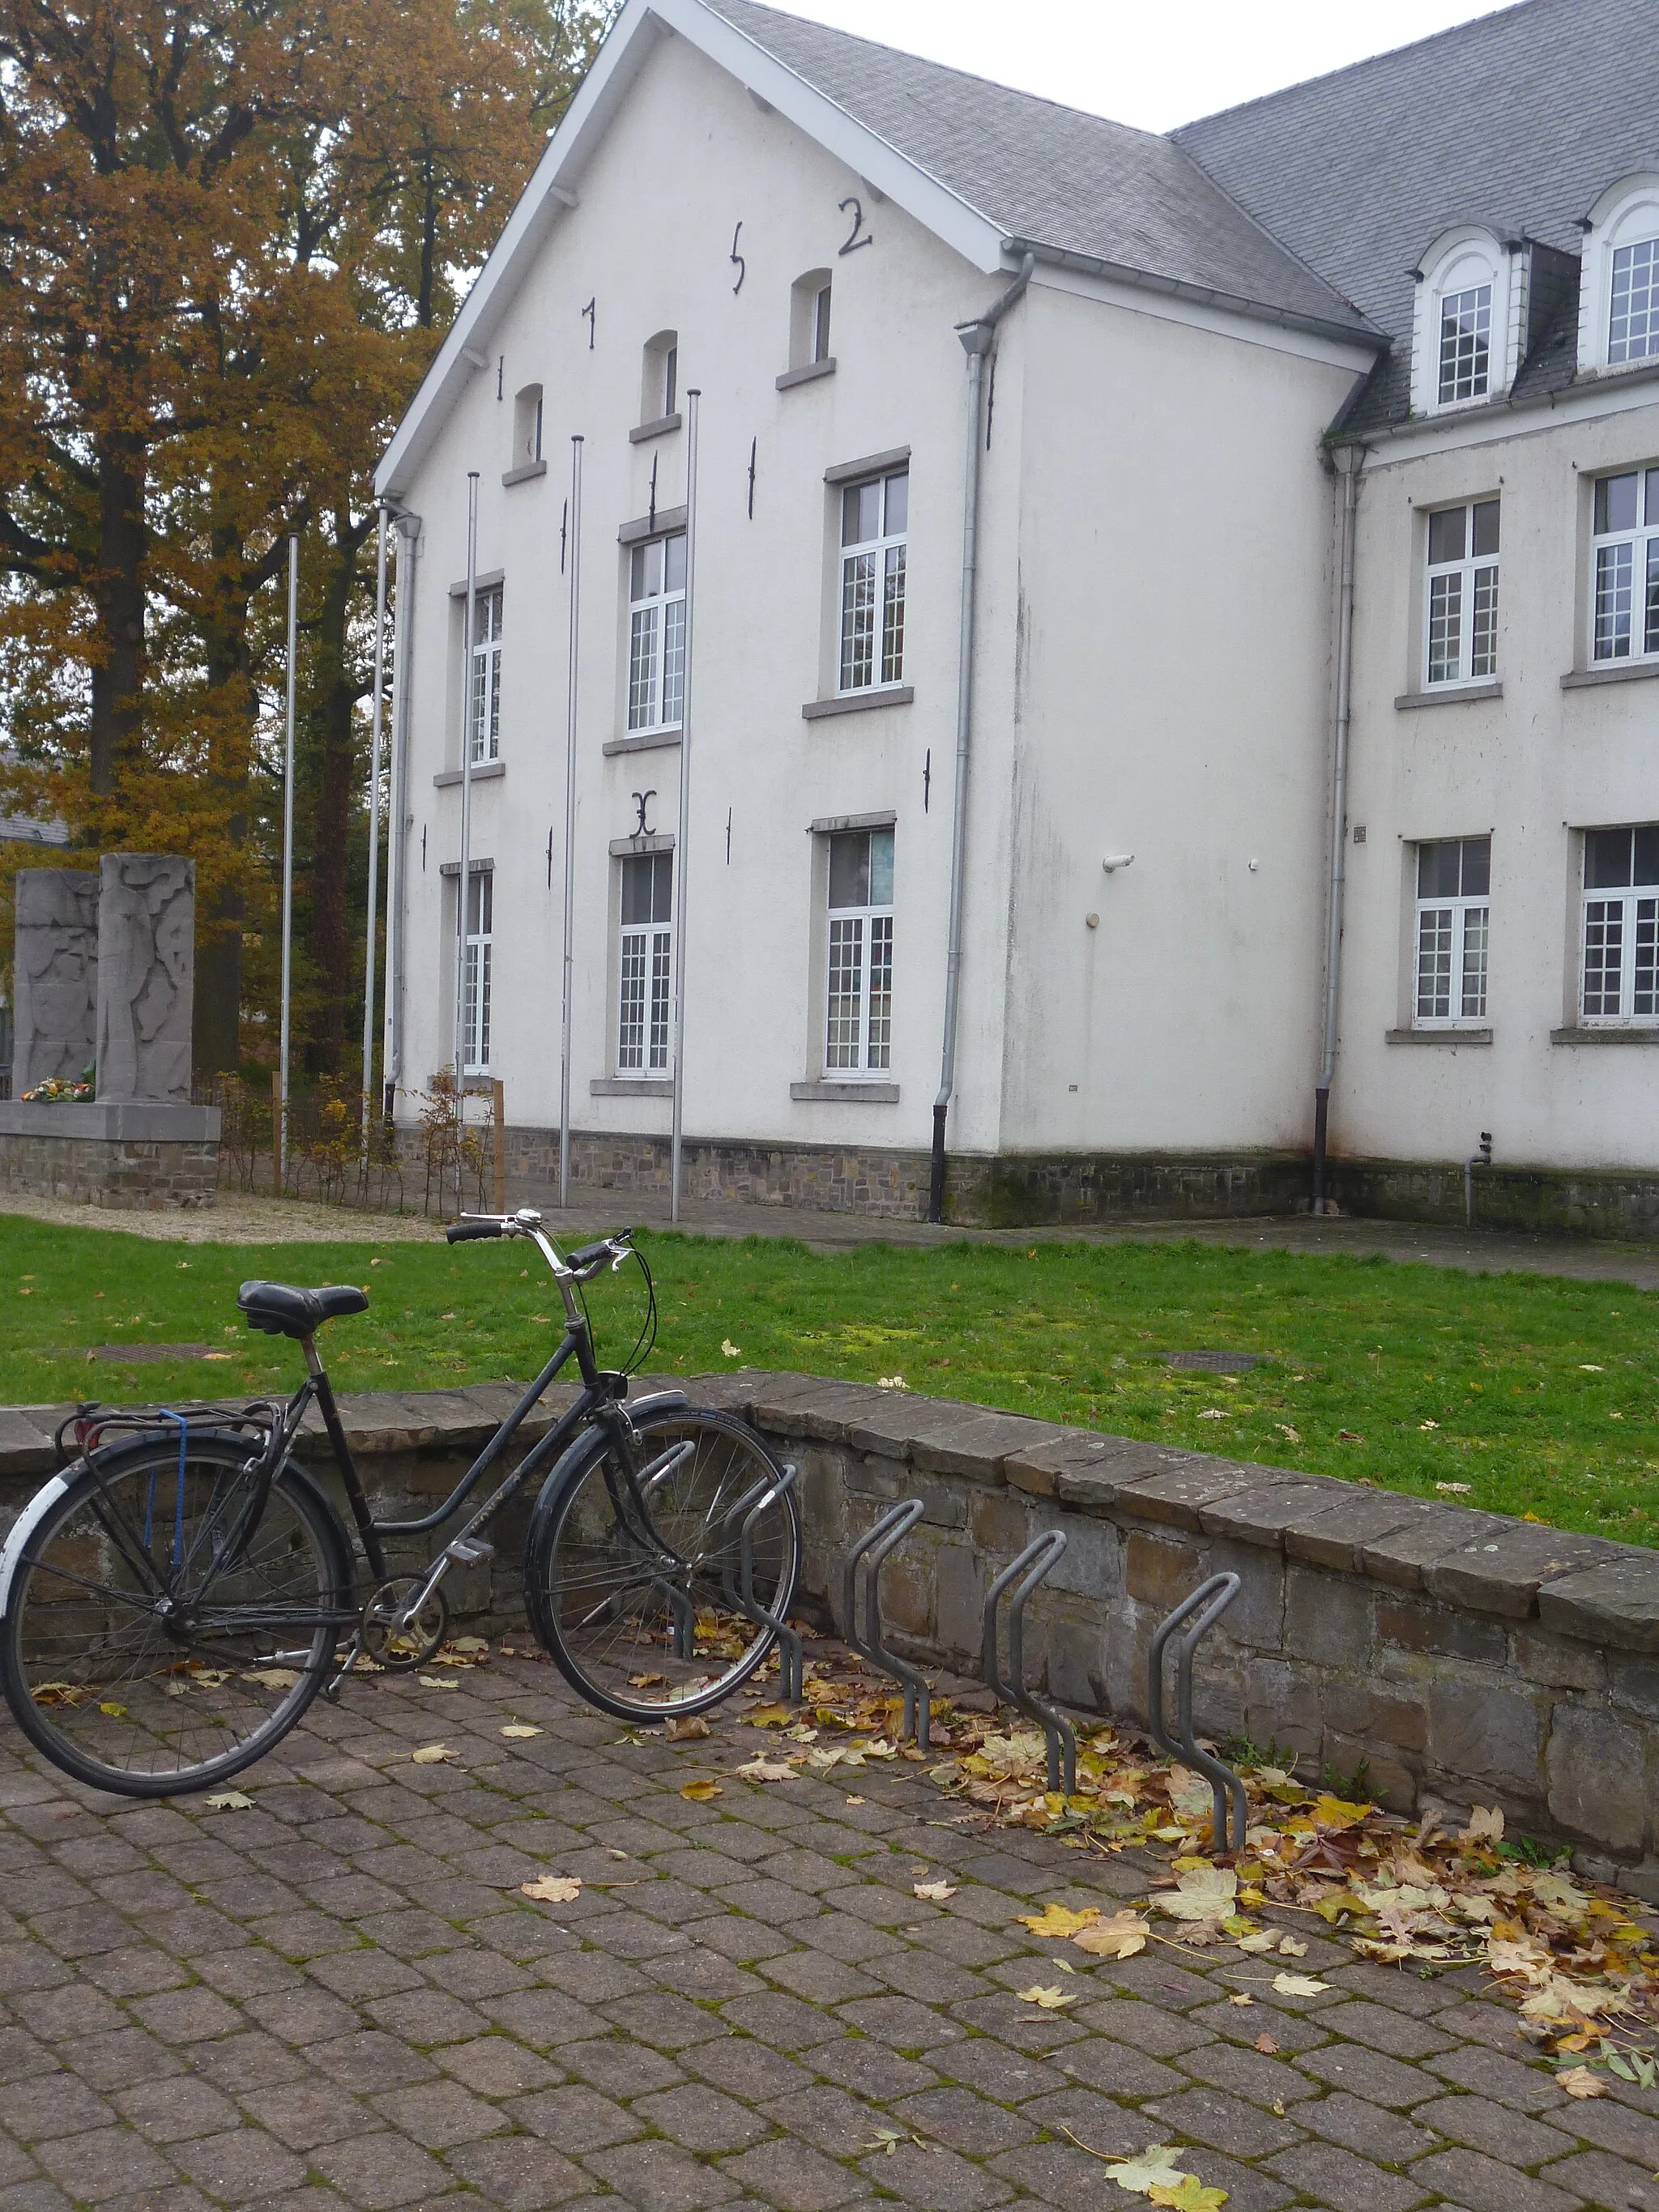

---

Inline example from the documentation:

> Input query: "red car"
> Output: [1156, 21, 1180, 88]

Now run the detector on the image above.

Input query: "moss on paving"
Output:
[2, 1212, 1656, 1547]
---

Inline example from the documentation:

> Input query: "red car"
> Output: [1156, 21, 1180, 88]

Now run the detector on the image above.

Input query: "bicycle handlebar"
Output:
[446, 1220, 504, 1243]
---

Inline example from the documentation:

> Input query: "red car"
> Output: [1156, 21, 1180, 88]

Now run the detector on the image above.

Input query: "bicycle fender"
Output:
[628, 1389, 689, 1418]
[522, 1423, 617, 1656]
[0, 1474, 70, 1619]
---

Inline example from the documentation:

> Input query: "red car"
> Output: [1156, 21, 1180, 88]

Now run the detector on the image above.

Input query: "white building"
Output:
[376, 0, 1659, 1234]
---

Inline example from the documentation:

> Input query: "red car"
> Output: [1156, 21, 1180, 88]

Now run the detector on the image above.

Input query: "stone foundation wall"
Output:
[0, 1132, 219, 1208]
[500, 1127, 933, 1218]
[3, 1372, 1657, 1888]
[1328, 1155, 1659, 1241]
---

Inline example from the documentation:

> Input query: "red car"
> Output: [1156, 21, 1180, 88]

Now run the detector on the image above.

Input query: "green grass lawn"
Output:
[2, 1211, 1656, 1545]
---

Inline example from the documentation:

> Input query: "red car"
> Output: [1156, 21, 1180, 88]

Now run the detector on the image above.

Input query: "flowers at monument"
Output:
[19, 1076, 93, 1102]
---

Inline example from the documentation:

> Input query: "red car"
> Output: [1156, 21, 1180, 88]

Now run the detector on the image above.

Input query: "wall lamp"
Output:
[1101, 854, 1135, 874]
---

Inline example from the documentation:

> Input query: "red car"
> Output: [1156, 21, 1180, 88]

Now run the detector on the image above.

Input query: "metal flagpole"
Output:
[454, 473, 480, 1217]
[279, 533, 299, 1193]
[559, 437, 584, 1208]
[670, 390, 701, 1226]
[383, 510, 420, 1119]
[360, 505, 389, 1170]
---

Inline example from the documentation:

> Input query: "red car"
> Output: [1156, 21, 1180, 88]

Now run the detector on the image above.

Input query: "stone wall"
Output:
[0, 1103, 220, 1208]
[2, 1371, 1657, 1888]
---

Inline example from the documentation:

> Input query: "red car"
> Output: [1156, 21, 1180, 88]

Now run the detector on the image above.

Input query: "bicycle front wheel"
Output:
[526, 1406, 801, 1721]
[0, 1435, 354, 1797]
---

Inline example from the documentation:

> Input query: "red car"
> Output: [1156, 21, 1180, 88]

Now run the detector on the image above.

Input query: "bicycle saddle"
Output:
[237, 1280, 369, 1339]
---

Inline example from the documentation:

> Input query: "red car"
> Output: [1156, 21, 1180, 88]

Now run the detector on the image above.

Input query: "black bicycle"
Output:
[0, 1212, 800, 1797]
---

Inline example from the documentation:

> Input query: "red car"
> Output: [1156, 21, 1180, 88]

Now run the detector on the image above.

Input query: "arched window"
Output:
[641, 330, 678, 424]
[1411, 228, 1514, 415]
[790, 269, 833, 370]
[1579, 177, 1659, 373]
[512, 384, 543, 468]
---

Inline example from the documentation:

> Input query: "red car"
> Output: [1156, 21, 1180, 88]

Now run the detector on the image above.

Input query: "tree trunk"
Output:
[87, 429, 147, 796]
[306, 509, 369, 1077]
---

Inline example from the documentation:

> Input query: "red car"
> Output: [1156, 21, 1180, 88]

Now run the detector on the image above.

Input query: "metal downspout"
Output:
[1313, 445, 1363, 1215]
[928, 252, 1034, 1225]
[360, 504, 389, 1164]
[384, 510, 420, 1118]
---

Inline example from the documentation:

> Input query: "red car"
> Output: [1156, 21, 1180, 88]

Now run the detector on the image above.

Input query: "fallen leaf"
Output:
[914, 1881, 957, 1901]
[1436, 1481, 1472, 1495]
[720, 1339, 742, 1358]
[1100, 2146, 1192, 2196]
[864, 2128, 904, 2154]
[1254, 2033, 1279, 2054]
[665, 1714, 710, 1741]
[1157, 1865, 1238, 1921]
[419, 1675, 459, 1690]
[521, 1875, 582, 1903]
[736, 1757, 799, 1782]
[1227, 1993, 1255, 2007]
[1277, 1937, 1307, 1958]
[845, 1795, 865, 1805]
[1015, 1984, 1077, 2010]
[501, 1724, 543, 1739]
[1235, 1930, 1277, 1954]
[1272, 1972, 1330, 1997]
[97, 1701, 127, 1718]
[748, 1703, 795, 1727]
[1017, 1904, 1101, 1940]
[412, 1744, 457, 1765]
[1148, 2180, 1228, 2212]
[205, 1790, 254, 1810]
[629, 1672, 669, 1689]
[680, 1779, 723, 1801]
[1464, 1805, 1505, 1845]
[1073, 1911, 1149, 1960]
[1558, 2066, 1609, 2099]
[241, 1668, 299, 1689]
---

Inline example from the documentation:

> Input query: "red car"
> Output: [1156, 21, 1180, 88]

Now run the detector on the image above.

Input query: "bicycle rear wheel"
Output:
[526, 1406, 800, 1721]
[0, 1434, 353, 1797]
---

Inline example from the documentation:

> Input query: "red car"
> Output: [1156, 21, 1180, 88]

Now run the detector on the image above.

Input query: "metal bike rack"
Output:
[982, 1530, 1076, 1795]
[718, 1468, 803, 1698]
[640, 1441, 699, 1660]
[842, 1499, 930, 1748]
[1147, 1572, 1247, 1853]
[740, 1467, 803, 1703]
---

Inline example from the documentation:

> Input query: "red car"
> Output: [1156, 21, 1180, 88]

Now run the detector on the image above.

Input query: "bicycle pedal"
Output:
[445, 1537, 495, 1566]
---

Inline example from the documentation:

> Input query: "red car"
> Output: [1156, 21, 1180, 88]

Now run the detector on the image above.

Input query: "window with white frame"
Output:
[1580, 825, 1659, 1027]
[461, 869, 493, 1072]
[618, 851, 673, 1072]
[468, 584, 502, 763]
[825, 828, 893, 1073]
[1438, 282, 1492, 403]
[1591, 467, 1659, 663]
[1414, 837, 1490, 1027]
[838, 471, 906, 693]
[1424, 499, 1499, 686]
[627, 533, 686, 732]
[1609, 237, 1659, 364]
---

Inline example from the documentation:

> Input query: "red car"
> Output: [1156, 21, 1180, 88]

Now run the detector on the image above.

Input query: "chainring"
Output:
[360, 1577, 449, 1670]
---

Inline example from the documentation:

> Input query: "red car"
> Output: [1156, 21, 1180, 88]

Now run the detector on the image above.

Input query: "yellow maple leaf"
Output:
[1149, 2180, 1228, 2212]
[748, 1704, 795, 1727]
[1310, 1793, 1371, 1829]
[680, 1778, 722, 1801]
[1014, 1984, 1077, 2010]
[1016, 1903, 1101, 1939]
[520, 1875, 581, 1903]
[1073, 1912, 1149, 1959]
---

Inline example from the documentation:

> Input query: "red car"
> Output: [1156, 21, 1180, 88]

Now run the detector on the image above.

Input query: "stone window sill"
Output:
[591, 1077, 672, 1097]
[433, 761, 505, 788]
[777, 359, 836, 391]
[1385, 1027, 1492, 1045]
[1394, 680, 1503, 710]
[1550, 1026, 1659, 1045]
[801, 687, 914, 722]
[1561, 661, 1659, 690]
[629, 412, 682, 445]
[501, 459, 547, 488]
[603, 729, 682, 756]
[791, 1080, 899, 1103]
[619, 505, 688, 547]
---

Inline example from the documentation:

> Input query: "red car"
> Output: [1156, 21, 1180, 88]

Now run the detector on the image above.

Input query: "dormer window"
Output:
[1439, 283, 1491, 402]
[1412, 228, 1516, 416]
[1578, 177, 1659, 374]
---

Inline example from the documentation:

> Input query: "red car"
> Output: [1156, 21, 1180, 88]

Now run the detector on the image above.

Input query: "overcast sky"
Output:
[753, 0, 1513, 132]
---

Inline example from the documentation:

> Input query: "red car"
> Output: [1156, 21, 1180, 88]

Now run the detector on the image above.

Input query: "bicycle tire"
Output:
[0, 1433, 354, 1798]
[524, 1405, 801, 1722]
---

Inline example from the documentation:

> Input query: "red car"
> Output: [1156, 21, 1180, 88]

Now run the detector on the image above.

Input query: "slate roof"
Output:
[1176, 0, 1659, 432]
[702, 0, 1375, 338]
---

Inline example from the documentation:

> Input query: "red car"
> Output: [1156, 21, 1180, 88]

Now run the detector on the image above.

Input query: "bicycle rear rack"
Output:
[982, 1530, 1075, 1795]
[1147, 1572, 1247, 1853]
[718, 1466, 803, 1699]
[842, 1500, 930, 1748]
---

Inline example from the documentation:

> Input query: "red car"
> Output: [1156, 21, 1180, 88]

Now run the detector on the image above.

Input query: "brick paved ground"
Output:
[0, 1656, 1655, 2212]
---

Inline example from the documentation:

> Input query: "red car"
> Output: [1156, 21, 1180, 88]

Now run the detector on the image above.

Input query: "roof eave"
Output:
[1004, 236, 1385, 353]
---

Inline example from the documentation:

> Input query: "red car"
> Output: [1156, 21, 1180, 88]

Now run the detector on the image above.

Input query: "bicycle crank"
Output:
[360, 1576, 450, 1670]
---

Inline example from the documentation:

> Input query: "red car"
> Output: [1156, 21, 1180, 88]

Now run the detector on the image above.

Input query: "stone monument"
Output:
[2, 852, 218, 1208]
[95, 853, 194, 1104]
[11, 870, 98, 1093]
